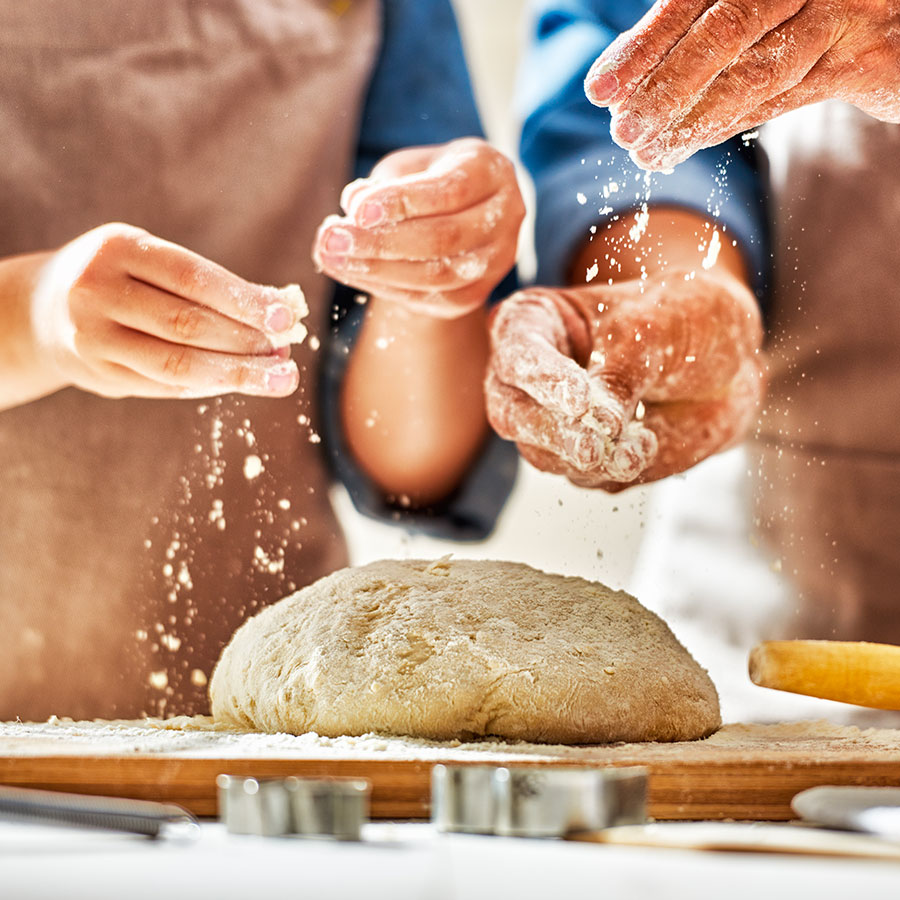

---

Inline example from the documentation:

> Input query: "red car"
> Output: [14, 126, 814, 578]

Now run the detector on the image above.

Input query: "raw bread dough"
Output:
[210, 558, 721, 743]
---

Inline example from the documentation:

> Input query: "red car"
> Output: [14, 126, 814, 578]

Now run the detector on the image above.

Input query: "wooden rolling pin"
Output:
[749, 640, 900, 709]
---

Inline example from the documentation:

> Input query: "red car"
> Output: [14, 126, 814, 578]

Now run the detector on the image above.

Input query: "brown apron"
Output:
[0, 0, 380, 719]
[753, 101, 900, 643]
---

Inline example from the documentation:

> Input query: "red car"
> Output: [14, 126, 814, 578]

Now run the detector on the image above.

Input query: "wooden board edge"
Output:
[2, 755, 900, 822]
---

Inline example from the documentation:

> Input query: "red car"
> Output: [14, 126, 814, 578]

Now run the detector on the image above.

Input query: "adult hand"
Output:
[584, 0, 900, 170]
[485, 271, 765, 490]
[31, 223, 305, 399]
[313, 138, 525, 318]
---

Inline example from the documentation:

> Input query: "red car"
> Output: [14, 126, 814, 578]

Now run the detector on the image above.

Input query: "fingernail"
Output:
[265, 303, 294, 333]
[357, 200, 385, 227]
[266, 363, 298, 393]
[586, 71, 618, 104]
[612, 112, 645, 147]
[324, 228, 353, 254]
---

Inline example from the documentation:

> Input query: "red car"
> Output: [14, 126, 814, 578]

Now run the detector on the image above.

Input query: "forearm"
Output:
[569, 205, 750, 287]
[341, 297, 490, 505]
[0, 251, 66, 411]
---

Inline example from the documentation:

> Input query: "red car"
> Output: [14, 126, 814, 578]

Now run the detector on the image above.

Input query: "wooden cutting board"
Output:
[2, 718, 900, 821]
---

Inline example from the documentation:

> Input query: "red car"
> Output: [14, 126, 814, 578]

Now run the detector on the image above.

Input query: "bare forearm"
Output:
[341, 297, 490, 505]
[569, 205, 750, 288]
[0, 251, 65, 411]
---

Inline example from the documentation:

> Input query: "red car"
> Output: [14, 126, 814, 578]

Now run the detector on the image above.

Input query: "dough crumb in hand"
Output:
[266, 283, 309, 347]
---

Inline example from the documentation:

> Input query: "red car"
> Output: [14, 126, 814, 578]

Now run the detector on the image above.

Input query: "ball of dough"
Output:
[210, 558, 720, 743]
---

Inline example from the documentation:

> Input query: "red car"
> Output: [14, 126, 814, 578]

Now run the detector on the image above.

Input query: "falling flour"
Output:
[137, 281, 312, 714]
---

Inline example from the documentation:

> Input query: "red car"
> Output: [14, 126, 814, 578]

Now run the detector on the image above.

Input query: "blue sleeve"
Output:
[519, 0, 770, 298]
[320, 0, 519, 542]
[351, 0, 483, 178]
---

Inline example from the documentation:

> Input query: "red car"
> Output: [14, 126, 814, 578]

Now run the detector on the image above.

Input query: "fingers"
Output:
[486, 369, 653, 475]
[340, 139, 510, 227]
[89, 325, 300, 398]
[489, 293, 593, 418]
[111, 226, 306, 337]
[610, 0, 807, 150]
[100, 276, 281, 355]
[316, 191, 510, 262]
[691, 63, 836, 159]
[512, 357, 763, 491]
[629, 10, 832, 170]
[339, 146, 439, 213]
[629, 356, 765, 483]
[585, 0, 715, 107]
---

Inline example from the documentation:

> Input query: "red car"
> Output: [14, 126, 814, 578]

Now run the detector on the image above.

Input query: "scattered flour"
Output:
[243, 454, 264, 480]
[2, 718, 900, 764]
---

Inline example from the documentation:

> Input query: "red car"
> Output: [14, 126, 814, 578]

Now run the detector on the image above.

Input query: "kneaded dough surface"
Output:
[210, 558, 721, 743]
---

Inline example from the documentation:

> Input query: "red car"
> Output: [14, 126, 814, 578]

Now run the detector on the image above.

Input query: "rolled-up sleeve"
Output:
[519, 0, 770, 297]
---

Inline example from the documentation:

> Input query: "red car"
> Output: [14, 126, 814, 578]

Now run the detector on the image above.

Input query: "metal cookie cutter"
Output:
[217, 775, 370, 840]
[431, 764, 647, 838]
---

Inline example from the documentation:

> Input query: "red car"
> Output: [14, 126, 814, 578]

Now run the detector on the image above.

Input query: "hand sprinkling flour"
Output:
[584, 0, 900, 171]
[29, 223, 306, 400]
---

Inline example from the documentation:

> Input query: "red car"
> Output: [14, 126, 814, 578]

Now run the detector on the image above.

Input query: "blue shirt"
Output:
[518, 0, 770, 295]
[322, 0, 519, 542]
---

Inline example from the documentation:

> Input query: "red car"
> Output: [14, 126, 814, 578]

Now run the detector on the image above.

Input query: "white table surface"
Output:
[3, 821, 900, 900]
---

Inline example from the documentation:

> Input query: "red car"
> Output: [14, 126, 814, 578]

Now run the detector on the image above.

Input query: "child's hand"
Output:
[314, 138, 524, 318]
[31, 223, 304, 399]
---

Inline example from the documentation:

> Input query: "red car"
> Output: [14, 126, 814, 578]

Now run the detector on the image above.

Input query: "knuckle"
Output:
[726, 48, 777, 96]
[66, 294, 95, 332]
[70, 261, 102, 292]
[641, 72, 683, 120]
[434, 220, 463, 256]
[162, 345, 193, 380]
[450, 136, 486, 160]
[231, 364, 254, 392]
[90, 222, 143, 258]
[441, 178, 468, 209]
[70, 331, 95, 362]
[705, 0, 759, 54]
[169, 304, 206, 341]
[425, 257, 453, 284]
[171, 259, 208, 297]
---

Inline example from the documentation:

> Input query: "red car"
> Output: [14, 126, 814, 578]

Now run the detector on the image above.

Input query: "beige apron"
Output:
[0, 0, 380, 719]
[627, 103, 900, 722]
[753, 102, 900, 644]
